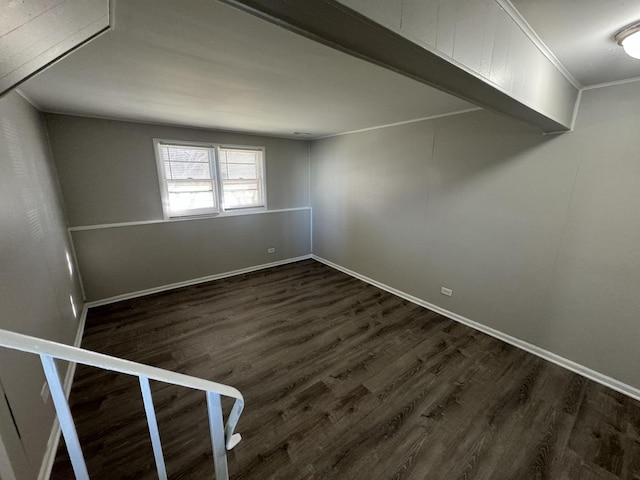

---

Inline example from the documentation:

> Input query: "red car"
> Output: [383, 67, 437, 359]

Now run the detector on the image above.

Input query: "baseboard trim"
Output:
[37, 304, 89, 480]
[311, 255, 640, 402]
[87, 255, 313, 308]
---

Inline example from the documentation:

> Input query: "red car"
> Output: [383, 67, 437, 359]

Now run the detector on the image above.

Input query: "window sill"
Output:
[166, 206, 268, 221]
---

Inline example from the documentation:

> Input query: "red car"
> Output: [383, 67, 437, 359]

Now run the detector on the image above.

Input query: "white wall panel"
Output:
[400, 0, 438, 48]
[0, 0, 109, 94]
[0, 92, 83, 479]
[338, 0, 579, 128]
[339, 0, 402, 29]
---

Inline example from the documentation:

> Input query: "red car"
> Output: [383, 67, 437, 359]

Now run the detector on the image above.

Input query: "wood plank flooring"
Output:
[50, 259, 640, 479]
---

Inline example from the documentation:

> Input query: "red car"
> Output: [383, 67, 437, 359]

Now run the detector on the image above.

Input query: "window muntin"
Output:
[154, 140, 266, 218]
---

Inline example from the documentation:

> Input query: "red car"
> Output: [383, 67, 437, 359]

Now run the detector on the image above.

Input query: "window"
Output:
[154, 140, 266, 218]
[218, 147, 265, 210]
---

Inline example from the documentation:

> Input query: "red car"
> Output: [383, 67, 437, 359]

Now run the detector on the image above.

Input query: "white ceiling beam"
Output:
[219, 0, 579, 133]
[0, 0, 111, 97]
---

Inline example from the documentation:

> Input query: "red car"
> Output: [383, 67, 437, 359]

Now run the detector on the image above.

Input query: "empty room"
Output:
[1, 1, 640, 479]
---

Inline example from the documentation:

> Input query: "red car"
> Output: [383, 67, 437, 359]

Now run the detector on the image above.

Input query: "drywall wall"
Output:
[73, 210, 311, 300]
[0, 92, 83, 479]
[311, 80, 640, 391]
[46, 115, 311, 301]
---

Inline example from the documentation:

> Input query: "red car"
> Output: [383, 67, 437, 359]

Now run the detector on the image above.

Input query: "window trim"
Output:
[153, 138, 267, 219]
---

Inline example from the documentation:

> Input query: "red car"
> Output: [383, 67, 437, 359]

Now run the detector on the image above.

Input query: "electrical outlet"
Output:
[267, 247, 276, 254]
[40, 382, 50, 403]
[440, 287, 453, 297]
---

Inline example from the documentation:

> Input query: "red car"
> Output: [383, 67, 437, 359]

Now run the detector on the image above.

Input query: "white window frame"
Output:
[154, 139, 267, 219]
[217, 144, 267, 212]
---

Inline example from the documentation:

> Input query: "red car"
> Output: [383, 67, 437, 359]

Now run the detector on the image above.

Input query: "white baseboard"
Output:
[38, 304, 89, 480]
[87, 255, 313, 308]
[311, 255, 640, 402]
[36, 252, 637, 480]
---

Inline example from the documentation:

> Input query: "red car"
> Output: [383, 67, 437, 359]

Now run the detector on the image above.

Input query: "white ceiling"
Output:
[511, 0, 640, 87]
[19, 0, 640, 137]
[18, 0, 473, 139]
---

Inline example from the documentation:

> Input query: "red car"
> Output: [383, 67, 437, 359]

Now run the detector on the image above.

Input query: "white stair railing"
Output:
[0, 328, 244, 480]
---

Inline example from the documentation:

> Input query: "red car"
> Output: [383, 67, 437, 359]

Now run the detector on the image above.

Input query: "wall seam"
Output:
[314, 108, 482, 140]
[569, 88, 583, 132]
[43, 110, 311, 142]
[40, 113, 88, 302]
[581, 75, 640, 91]
[550, 144, 584, 283]
[308, 140, 313, 253]
[420, 117, 438, 250]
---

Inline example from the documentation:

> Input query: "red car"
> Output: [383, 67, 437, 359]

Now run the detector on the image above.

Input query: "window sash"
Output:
[167, 180, 217, 214]
[156, 141, 219, 217]
[218, 147, 265, 210]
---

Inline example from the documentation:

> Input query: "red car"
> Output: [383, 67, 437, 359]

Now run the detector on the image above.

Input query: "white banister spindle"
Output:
[206, 391, 229, 480]
[0, 329, 243, 480]
[139, 376, 167, 480]
[40, 354, 90, 480]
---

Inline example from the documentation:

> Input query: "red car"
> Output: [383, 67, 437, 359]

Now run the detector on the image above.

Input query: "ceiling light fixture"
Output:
[615, 22, 640, 59]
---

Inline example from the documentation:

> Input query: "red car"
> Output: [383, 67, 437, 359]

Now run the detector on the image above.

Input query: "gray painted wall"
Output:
[0, 92, 83, 479]
[46, 114, 311, 226]
[311, 80, 640, 390]
[73, 210, 311, 301]
[46, 115, 312, 301]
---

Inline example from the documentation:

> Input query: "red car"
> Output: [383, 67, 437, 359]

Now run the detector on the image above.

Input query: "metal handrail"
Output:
[0, 328, 244, 479]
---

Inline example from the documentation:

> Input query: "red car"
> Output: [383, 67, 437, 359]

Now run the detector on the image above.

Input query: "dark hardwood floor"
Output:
[50, 259, 640, 479]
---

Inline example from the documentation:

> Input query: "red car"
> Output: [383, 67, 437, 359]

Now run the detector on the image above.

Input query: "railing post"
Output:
[0, 329, 243, 480]
[206, 391, 229, 480]
[139, 376, 168, 480]
[40, 354, 89, 480]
